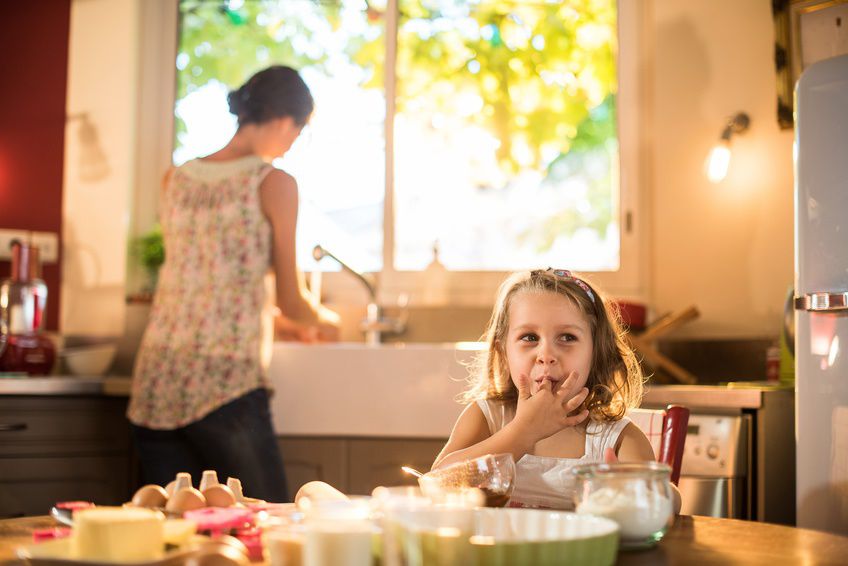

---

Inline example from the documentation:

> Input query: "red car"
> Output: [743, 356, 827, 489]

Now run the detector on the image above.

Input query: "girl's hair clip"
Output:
[536, 268, 596, 304]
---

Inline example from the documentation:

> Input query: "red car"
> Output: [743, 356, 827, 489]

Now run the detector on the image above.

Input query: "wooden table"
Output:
[3, 515, 848, 565]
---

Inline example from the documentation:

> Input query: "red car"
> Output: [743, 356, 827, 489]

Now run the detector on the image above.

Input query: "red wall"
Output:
[0, 1, 71, 332]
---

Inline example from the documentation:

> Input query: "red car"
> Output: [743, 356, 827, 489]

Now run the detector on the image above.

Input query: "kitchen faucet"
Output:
[312, 245, 406, 345]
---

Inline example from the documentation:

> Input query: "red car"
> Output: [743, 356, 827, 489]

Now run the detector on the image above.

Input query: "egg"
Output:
[166, 473, 194, 497]
[295, 481, 348, 509]
[165, 488, 206, 514]
[202, 485, 237, 508]
[131, 484, 169, 508]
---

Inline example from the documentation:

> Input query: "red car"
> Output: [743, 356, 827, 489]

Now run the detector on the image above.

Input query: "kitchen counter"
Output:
[1, 373, 792, 415]
[643, 383, 793, 411]
[0, 376, 131, 396]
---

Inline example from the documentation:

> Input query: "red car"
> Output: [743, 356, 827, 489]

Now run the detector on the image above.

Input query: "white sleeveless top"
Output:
[476, 399, 631, 510]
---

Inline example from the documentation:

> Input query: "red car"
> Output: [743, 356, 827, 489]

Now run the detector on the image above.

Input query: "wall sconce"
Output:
[705, 112, 750, 183]
[67, 112, 110, 183]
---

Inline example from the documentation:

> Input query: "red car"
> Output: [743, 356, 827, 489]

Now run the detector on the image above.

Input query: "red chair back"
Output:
[659, 405, 689, 485]
[628, 404, 690, 485]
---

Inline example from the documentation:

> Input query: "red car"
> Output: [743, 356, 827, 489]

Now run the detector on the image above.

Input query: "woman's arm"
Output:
[614, 423, 682, 514]
[259, 169, 339, 338]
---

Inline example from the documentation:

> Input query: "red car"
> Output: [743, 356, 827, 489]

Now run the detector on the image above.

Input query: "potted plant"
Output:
[133, 225, 165, 295]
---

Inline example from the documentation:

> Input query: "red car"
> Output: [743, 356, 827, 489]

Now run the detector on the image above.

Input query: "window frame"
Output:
[143, 0, 647, 307]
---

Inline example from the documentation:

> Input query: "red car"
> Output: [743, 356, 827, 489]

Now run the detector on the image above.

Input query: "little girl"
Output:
[433, 268, 680, 511]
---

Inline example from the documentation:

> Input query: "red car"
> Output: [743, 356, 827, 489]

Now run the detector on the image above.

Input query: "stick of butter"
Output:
[71, 507, 165, 562]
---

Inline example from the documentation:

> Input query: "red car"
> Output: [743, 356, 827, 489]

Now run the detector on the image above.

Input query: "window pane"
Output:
[394, 0, 619, 271]
[175, 0, 386, 272]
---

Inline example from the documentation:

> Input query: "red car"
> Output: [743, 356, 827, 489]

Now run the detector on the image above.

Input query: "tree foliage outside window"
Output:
[175, 0, 618, 272]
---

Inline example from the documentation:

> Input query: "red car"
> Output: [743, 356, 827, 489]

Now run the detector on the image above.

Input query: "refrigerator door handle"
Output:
[794, 292, 848, 312]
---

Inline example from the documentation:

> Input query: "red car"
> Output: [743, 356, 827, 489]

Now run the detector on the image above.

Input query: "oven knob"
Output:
[706, 444, 720, 459]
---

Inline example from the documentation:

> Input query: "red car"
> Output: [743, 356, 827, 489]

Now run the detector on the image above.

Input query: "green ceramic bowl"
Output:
[468, 508, 619, 566]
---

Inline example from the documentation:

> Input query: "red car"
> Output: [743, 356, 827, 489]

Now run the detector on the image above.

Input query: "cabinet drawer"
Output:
[0, 396, 130, 457]
[347, 438, 445, 496]
[278, 437, 348, 497]
[0, 456, 131, 518]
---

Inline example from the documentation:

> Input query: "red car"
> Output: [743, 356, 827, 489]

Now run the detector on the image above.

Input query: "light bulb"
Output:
[705, 142, 731, 183]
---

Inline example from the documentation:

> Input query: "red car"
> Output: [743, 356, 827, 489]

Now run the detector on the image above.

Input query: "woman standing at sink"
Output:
[128, 65, 339, 502]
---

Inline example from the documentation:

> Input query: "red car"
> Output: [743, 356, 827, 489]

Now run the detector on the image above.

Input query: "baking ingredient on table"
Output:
[130, 472, 261, 513]
[166, 487, 207, 514]
[576, 486, 672, 540]
[419, 453, 516, 507]
[203, 485, 238, 508]
[70, 506, 165, 562]
[265, 527, 305, 566]
[294, 481, 349, 509]
[131, 484, 169, 508]
[162, 518, 198, 546]
[304, 520, 372, 566]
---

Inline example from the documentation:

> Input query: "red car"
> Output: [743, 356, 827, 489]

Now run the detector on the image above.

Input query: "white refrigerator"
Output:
[795, 53, 848, 535]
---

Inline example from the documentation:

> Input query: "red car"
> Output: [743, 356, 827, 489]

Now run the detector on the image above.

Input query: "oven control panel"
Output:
[680, 414, 748, 478]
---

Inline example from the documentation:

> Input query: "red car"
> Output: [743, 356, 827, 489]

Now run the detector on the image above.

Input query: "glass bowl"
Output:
[418, 453, 516, 507]
[571, 461, 674, 549]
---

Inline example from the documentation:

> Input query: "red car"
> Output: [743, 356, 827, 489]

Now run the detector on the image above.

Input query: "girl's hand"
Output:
[604, 447, 618, 463]
[511, 371, 590, 444]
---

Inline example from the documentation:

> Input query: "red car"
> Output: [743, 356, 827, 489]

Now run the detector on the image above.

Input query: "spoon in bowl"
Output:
[401, 466, 424, 478]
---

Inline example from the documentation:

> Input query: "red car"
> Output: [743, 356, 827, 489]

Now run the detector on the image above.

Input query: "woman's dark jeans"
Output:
[131, 388, 288, 502]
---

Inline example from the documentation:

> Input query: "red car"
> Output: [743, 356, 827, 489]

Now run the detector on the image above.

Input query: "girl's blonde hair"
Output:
[463, 269, 644, 422]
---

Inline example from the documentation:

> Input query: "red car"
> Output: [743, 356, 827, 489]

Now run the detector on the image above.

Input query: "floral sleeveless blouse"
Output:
[128, 155, 276, 429]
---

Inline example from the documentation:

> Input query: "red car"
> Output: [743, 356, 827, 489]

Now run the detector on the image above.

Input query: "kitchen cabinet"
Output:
[277, 438, 348, 496]
[0, 396, 133, 518]
[347, 439, 444, 495]
[277, 437, 445, 497]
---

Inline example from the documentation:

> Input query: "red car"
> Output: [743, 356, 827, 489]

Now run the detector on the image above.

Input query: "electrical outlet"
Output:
[0, 229, 59, 263]
[31, 231, 59, 263]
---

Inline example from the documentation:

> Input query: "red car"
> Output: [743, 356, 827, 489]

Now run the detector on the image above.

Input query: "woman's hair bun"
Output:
[227, 65, 313, 127]
[227, 87, 243, 116]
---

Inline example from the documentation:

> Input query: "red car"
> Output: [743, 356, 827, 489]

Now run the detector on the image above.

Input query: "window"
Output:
[393, 0, 619, 272]
[174, 0, 642, 302]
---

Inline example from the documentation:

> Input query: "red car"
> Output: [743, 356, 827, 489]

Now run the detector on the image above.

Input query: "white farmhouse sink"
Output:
[267, 342, 485, 438]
